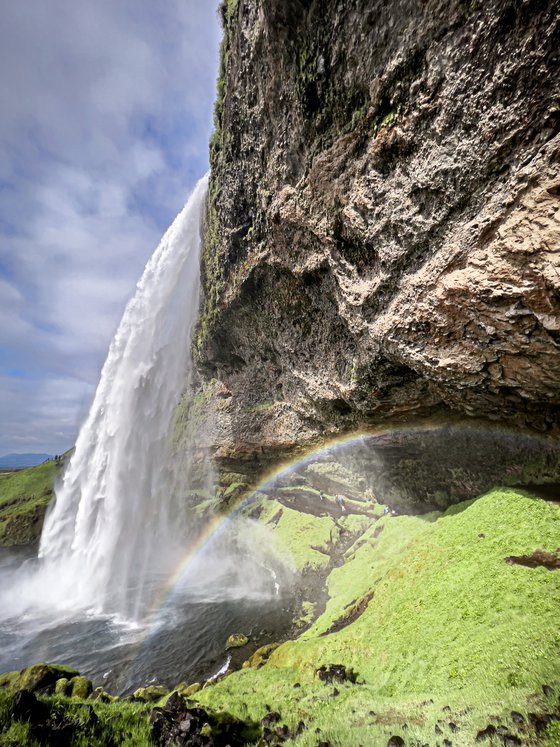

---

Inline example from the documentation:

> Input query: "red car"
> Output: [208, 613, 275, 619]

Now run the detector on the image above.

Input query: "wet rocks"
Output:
[133, 684, 170, 703]
[226, 633, 249, 649]
[69, 675, 93, 699]
[150, 692, 258, 746]
[13, 663, 79, 695]
[316, 664, 358, 685]
[194, 0, 560, 460]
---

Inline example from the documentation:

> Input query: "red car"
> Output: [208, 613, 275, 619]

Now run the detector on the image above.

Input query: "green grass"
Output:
[0, 461, 59, 546]
[194, 489, 560, 745]
[250, 497, 339, 571]
[0, 461, 57, 509]
[0, 690, 153, 747]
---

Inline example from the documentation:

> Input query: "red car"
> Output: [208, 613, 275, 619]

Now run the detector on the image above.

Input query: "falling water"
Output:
[37, 175, 209, 621]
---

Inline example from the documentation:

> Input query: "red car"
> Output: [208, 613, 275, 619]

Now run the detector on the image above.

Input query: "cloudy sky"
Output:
[0, 1, 221, 456]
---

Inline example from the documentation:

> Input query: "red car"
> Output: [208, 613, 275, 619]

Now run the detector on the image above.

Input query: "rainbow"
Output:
[135, 417, 558, 649]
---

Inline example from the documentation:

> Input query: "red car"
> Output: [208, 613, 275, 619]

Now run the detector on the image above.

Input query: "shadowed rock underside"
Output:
[190, 0, 560, 457]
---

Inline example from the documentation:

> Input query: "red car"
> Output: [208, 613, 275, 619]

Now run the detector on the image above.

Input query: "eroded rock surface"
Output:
[192, 0, 560, 456]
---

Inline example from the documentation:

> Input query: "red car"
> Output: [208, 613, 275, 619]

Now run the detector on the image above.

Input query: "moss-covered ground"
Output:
[0, 689, 152, 747]
[0, 461, 59, 546]
[193, 489, 560, 746]
[1, 488, 558, 745]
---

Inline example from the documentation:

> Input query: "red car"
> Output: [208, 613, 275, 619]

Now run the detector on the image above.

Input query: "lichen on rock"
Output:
[192, 0, 560, 462]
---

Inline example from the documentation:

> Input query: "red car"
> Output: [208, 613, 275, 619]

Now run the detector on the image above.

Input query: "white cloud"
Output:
[0, 0, 221, 454]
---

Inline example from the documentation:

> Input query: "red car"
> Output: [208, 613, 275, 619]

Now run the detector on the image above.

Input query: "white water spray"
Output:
[37, 175, 208, 620]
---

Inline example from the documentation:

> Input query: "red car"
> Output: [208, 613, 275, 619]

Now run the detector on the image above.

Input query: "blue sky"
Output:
[0, 1, 221, 455]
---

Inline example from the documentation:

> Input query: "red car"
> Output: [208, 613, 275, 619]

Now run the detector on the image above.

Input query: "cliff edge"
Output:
[193, 0, 560, 456]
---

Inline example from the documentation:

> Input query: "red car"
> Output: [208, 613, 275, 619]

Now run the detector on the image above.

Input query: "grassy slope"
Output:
[252, 496, 340, 572]
[0, 461, 58, 546]
[1, 488, 558, 745]
[195, 489, 560, 746]
[0, 691, 152, 747]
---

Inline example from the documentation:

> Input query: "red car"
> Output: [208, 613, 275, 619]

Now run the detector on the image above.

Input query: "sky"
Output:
[0, 1, 221, 456]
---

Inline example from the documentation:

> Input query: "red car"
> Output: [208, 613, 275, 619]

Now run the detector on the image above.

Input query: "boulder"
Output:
[226, 633, 249, 649]
[176, 681, 202, 697]
[150, 692, 259, 746]
[69, 675, 93, 699]
[16, 663, 79, 694]
[133, 684, 170, 703]
[54, 677, 71, 696]
[245, 643, 280, 668]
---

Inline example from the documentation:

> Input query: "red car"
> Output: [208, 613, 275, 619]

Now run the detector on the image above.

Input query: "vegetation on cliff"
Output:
[0, 461, 59, 547]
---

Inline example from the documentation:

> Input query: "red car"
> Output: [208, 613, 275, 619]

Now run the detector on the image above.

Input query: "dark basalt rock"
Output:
[321, 590, 375, 636]
[10, 688, 100, 747]
[527, 711, 559, 732]
[14, 663, 80, 695]
[150, 692, 258, 746]
[502, 735, 522, 746]
[316, 664, 358, 684]
[11, 690, 47, 723]
[261, 711, 281, 728]
[476, 724, 497, 741]
[505, 548, 560, 570]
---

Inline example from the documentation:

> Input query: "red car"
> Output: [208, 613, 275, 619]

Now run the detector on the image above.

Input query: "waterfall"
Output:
[37, 174, 209, 621]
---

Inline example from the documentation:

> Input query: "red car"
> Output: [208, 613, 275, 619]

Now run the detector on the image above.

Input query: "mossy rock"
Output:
[69, 675, 92, 699]
[200, 723, 212, 737]
[89, 686, 113, 703]
[0, 671, 19, 690]
[294, 600, 316, 629]
[226, 633, 249, 649]
[244, 643, 280, 668]
[16, 663, 79, 693]
[176, 682, 202, 697]
[133, 684, 170, 702]
[54, 677, 71, 696]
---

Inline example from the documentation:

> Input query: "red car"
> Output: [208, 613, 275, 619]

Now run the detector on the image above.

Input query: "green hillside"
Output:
[0, 461, 59, 546]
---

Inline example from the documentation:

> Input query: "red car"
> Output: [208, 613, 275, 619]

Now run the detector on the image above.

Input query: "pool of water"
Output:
[0, 546, 292, 695]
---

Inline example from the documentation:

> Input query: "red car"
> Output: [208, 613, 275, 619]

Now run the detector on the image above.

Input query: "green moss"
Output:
[254, 497, 339, 572]
[0, 690, 153, 747]
[193, 489, 560, 746]
[195, 1, 239, 359]
[242, 643, 280, 669]
[223, 481, 248, 499]
[16, 663, 79, 693]
[226, 633, 249, 650]
[0, 461, 59, 546]
[294, 601, 316, 630]
[69, 676, 92, 699]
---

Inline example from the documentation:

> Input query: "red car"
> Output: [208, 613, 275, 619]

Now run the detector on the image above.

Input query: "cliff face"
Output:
[195, 0, 560, 456]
